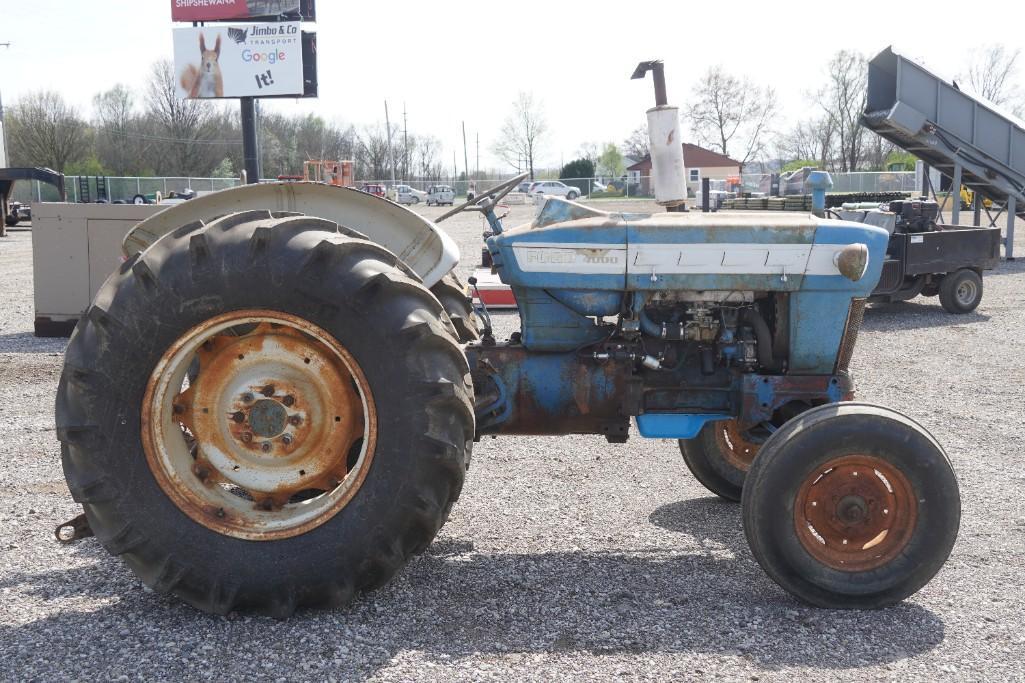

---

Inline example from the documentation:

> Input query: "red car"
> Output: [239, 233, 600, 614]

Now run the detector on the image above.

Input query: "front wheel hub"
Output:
[793, 454, 917, 571]
[142, 310, 376, 541]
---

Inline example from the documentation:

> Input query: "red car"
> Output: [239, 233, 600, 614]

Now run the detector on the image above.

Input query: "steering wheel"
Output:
[435, 172, 530, 223]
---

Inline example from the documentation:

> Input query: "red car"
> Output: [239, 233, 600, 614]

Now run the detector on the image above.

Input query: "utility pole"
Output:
[475, 132, 479, 181]
[402, 103, 408, 182]
[461, 121, 470, 193]
[0, 42, 12, 169]
[384, 101, 396, 185]
[452, 152, 457, 183]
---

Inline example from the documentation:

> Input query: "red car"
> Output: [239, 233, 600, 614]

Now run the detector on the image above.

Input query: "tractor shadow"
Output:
[0, 497, 945, 679]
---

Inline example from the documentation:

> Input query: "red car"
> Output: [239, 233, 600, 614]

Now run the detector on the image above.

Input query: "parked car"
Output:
[515, 181, 533, 193]
[359, 183, 386, 198]
[388, 184, 427, 205]
[425, 184, 455, 206]
[528, 180, 581, 200]
[591, 180, 608, 192]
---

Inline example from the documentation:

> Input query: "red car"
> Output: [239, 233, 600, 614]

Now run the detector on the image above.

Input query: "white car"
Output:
[425, 184, 455, 206]
[528, 180, 581, 200]
[388, 184, 427, 205]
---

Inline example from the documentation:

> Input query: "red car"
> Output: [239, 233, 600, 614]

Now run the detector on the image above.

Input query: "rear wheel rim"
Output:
[713, 420, 764, 471]
[142, 310, 376, 541]
[793, 454, 917, 571]
[955, 279, 978, 306]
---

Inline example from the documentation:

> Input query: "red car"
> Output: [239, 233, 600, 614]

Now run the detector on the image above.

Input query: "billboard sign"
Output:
[173, 23, 304, 98]
[171, 0, 315, 23]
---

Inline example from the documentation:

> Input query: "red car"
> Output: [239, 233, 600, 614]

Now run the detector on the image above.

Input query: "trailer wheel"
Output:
[132, 194, 147, 205]
[56, 211, 474, 616]
[679, 420, 767, 501]
[938, 269, 982, 314]
[742, 403, 959, 609]
[430, 273, 480, 343]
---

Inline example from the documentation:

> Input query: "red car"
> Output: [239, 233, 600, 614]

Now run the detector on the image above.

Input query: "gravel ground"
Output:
[1, 203, 1024, 682]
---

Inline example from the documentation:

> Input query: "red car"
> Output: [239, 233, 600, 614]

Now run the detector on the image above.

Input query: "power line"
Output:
[99, 128, 243, 146]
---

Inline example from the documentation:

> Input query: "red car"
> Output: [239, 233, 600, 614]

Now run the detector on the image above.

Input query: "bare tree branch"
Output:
[492, 92, 547, 179]
[816, 50, 868, 172]
[7, 90, 89, 172]
[962, 44, 1024, 116]
[684, 66, 777, 169]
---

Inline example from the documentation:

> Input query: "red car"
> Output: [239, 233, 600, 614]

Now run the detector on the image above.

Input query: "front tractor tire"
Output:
[429, 272, 480, 343]
[742, 403, 960, 609]
[56, 211, 474, 616]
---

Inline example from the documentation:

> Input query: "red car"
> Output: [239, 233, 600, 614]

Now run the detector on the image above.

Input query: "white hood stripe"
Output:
[510, 242, 854, 277]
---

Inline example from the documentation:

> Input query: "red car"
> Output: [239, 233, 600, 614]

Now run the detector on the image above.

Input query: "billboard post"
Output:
[241, 98, 261, 184]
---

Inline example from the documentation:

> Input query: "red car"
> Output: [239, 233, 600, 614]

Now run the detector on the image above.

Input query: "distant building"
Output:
[627, 144, 742, 196]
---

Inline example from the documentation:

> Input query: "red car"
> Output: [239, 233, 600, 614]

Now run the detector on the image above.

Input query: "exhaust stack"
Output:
[632, 60, 687, 209]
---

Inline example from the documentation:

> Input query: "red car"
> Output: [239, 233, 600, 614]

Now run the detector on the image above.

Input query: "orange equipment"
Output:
[303, 160, 354, 187]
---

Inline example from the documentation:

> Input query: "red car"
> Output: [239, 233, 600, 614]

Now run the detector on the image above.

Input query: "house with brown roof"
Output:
[627, 143, 741, 197]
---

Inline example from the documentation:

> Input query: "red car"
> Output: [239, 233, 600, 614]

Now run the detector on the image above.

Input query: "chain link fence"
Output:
[740, 171, 917, 195]
[11, 171, 919, 205]
[11, 176, 244, 204]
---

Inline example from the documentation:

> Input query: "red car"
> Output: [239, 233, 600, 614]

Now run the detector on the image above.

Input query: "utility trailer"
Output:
[840, 199, 1001, 312]
[0, 167, 65, 236]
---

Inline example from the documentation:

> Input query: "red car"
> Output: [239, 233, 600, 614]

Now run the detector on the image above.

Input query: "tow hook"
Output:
[55, 512, 94, 544]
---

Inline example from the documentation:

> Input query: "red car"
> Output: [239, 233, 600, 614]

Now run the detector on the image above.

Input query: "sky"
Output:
[0, 0, 1021, 174]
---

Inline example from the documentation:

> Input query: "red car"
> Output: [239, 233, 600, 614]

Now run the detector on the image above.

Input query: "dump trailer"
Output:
[862, 46, 1025, 258]
[53, 62, 960, 615]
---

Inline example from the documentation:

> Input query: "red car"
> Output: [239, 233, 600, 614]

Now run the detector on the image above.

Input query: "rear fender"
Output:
[121, 182, 459, 287]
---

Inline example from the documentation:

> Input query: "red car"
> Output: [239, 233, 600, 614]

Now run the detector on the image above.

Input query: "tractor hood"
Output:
[488, 198, 889, 296]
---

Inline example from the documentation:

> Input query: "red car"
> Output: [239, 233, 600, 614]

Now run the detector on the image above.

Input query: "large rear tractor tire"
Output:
[56, 211, 474, 616]
[742, 403, 960, 609]
[679, 419, 767, 502]
[430, 272, 480, 343]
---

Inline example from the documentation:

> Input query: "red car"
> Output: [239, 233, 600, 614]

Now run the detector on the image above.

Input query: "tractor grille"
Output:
[836, 298, 867, 373]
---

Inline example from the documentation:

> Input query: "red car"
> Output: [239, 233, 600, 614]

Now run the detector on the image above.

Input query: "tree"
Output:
[94, 85, 145, 175]
[355, 124, 392, 180]
[143, 59, 226, 176]
[684, 66, 777, 169]
[211, 157, 236, 178]
[962, 45, 1024, 116]
[6, 90, 90, 172]
[622, 126, 650, 161]
[597, 143, 624, 177]
[816, 50, 868, 172]
[492, 92, 548, 179]
[777, 117, 835, 170]
[559, 158, 595, 180]
[782, 159, 820, 173]
[576, 142, 602, 170]
[414, 135, 443, 181]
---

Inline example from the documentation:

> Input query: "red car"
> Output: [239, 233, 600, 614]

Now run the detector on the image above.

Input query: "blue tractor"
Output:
[55, 65, 959, 616]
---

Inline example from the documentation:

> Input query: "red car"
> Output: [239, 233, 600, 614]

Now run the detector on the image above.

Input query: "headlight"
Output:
[834, 243, 870, 281]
